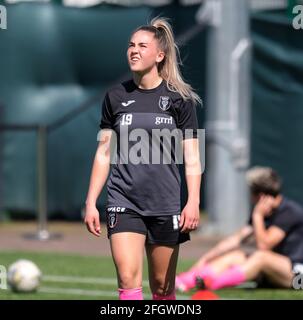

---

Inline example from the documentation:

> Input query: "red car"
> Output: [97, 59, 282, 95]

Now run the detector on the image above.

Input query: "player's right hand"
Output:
[84, 205, 101, 237]
[253, 194, 276, 217]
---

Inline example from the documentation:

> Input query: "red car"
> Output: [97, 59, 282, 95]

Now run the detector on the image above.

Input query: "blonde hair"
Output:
[131, 17, 202, 106]
[246, 166, 282, 197]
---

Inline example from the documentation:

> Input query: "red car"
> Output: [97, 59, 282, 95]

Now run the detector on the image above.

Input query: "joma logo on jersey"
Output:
[107, 207, 126, 213]
[155, 116, 173, 125]
[159, 96, 171, 111]
[121, 100, 135, 107]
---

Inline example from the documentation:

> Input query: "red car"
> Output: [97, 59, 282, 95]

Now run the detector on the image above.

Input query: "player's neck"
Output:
[133, 71, 163, 90]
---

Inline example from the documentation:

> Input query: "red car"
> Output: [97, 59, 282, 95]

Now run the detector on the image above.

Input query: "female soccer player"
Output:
[84, 17, 202, 300]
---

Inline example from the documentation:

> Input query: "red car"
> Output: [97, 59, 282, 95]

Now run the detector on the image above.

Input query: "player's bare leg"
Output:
[206, 250, 293, 290]
[198, 249, 247, 274]
[110, 232, 146, 299]
[240, 250, 293, 288]
[146, 244, 179, 300]
[176, 249, 247, 291]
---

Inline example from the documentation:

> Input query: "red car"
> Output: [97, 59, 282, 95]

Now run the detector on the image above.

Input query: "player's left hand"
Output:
[179, 202, 200, 233]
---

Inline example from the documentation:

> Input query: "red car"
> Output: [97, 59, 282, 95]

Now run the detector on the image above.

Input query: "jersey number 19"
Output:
[120, 114, 133, 125]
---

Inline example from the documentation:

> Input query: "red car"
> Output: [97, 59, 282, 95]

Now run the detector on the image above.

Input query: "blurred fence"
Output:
[0, 2, 206, 219]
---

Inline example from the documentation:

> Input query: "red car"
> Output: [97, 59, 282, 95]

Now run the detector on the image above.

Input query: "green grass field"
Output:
[0, 251, 302, 300]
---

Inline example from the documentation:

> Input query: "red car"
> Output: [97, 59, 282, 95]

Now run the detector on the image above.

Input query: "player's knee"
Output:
[118, 269, 141, 288]
[250, 250, 270, 265]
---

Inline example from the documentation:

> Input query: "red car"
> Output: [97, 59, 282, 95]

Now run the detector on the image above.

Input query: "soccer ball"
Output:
[7, 259, 42, 292]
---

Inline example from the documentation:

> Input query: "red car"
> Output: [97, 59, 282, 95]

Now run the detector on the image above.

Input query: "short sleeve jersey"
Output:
[248, 197, 303, 263]
[100, 79, 199, 216]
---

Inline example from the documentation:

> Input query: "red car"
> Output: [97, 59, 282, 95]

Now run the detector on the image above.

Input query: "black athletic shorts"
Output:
[105, 207, 190, 245]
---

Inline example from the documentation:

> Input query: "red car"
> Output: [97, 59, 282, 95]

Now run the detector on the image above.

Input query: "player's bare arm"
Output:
[84, 130, 113, 237]
[180, 138, 202, 233]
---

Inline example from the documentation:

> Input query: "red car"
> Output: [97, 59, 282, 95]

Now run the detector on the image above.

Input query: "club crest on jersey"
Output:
[158, 96, 171, 111]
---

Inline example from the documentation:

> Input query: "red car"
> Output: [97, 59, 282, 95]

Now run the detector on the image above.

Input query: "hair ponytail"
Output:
[133, 17, 202, 106]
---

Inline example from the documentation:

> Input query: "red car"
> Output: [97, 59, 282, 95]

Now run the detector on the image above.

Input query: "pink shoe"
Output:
[175, 274, 190, 292]
[175, 272, 197, 292]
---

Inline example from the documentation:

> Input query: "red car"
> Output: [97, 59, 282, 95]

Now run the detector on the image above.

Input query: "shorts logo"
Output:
[107, 207, 126, 213]
[108, 212, 117, 229]
[158, 96, 171, 111]
[107, 207, 125, 229]
[172, 215, 180, 230]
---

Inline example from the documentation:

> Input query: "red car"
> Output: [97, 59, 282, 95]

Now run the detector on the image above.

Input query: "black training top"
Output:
[248, 197, 303, 264]
[99, 79, 199, 216]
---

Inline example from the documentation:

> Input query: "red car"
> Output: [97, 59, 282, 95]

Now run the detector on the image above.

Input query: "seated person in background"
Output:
[176, 166, 303, 291]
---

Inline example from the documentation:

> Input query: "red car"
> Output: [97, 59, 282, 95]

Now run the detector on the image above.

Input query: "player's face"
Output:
[127, 30, 164, 74]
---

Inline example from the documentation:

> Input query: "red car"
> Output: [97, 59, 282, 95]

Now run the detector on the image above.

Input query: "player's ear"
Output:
[156, 51, 165, 63]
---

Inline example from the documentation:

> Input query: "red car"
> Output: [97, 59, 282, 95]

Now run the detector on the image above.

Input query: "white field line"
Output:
[42, 275, 190, 299]
[43, 275, 149, 287]
[7, 274, 240, 300]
